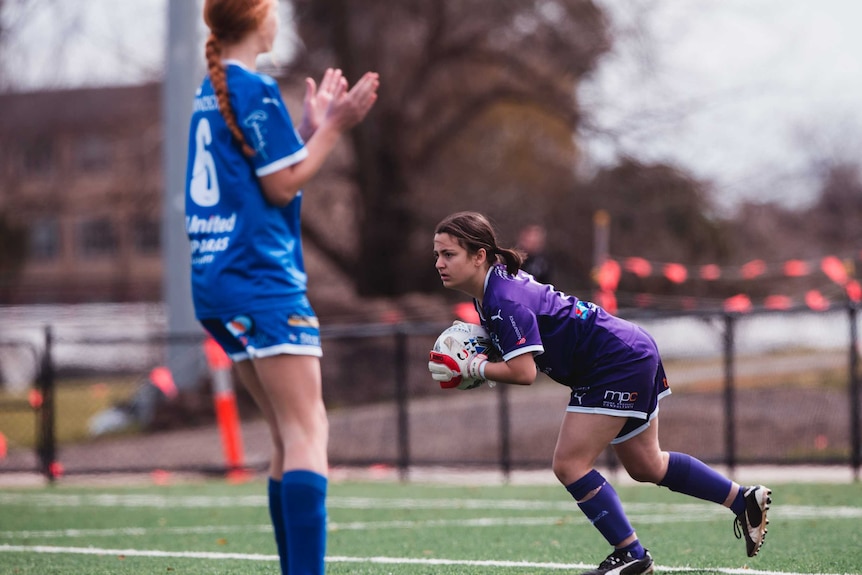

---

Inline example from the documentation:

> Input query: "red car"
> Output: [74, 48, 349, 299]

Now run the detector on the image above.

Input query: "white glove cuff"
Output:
[467, 357, 488, 381]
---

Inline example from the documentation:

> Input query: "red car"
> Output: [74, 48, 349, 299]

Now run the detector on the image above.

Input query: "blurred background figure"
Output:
[517, 224, 553, 284]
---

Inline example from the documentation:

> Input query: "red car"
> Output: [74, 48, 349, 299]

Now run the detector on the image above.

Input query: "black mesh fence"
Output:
[0, 305, 859, 482]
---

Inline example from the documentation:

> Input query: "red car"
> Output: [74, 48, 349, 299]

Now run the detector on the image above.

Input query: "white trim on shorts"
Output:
[229, 343, 323, 362]
[565, 405, 650, 419]
[611, 407, 659, 445]
[564, 387, 672, 444]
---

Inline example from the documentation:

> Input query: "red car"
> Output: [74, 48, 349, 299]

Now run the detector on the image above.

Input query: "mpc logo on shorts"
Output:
[603, 389, 638, 409]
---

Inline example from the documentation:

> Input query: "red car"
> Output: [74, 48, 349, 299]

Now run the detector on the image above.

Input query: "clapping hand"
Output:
[298, 68, 346, 141]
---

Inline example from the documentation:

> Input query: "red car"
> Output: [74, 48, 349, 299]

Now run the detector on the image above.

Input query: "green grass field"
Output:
[0, 478, 860, 574]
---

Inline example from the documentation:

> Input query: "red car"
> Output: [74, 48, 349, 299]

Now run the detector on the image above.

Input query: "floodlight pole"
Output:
[592, 209, 610, 303]
[161, 0, 205, 390]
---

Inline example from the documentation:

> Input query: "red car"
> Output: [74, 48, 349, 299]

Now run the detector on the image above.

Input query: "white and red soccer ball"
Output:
[430, 321, 497, 389]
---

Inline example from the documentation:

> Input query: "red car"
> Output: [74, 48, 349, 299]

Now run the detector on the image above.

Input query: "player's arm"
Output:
[258, 121, 343, 206]
[259, 71, 379, 206]
[482, 352, 537, 386]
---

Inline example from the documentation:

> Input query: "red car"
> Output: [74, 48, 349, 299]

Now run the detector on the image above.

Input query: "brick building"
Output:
[0, 80, 362, 313]
[0, 83, 165, 303]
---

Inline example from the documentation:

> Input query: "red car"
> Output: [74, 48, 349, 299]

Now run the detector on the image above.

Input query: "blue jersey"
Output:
[184, 61, 309, 318]
[476, 264, 649, 388]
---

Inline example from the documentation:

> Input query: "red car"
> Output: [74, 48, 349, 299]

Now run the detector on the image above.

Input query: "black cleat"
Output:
[578, 548, 654, 575]
[734, 485, 772, 557]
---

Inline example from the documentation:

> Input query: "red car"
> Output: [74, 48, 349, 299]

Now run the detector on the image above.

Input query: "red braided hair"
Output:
[202, 0, 274, 158]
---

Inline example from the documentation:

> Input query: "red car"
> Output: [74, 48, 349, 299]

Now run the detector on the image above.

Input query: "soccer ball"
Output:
[431, 321, 499, 389]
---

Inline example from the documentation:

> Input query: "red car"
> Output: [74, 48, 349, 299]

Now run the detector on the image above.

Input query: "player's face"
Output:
[433, 233, 485, 295]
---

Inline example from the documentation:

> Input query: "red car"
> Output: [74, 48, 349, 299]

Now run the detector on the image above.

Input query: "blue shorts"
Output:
[199, 300, 323, 362]
[566, 329, 672, 444]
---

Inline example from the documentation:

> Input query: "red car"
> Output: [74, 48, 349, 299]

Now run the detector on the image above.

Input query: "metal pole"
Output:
[162, 0, 205, 390]
[592, 210, 610, 303]
[395, 328, 410, 481]
[723, 314, 736, 475]
[498, 383, 512, 482]
[37, 326, 56, 483]
[848, 303, 860, 482]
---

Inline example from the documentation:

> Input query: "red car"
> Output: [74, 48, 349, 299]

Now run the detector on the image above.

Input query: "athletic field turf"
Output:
[0, 478, 859, 574]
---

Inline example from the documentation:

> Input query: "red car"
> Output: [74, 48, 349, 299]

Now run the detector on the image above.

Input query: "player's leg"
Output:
[253, 354, 327, 472]
[254, 353, 328, 575]
[234, 359, 285, 475]
[615, 417, 771, 557]
[614, 418, 737, 499]
[201, 316, 295, 575]
[554, 411, 653, 574]
[233, 359, 289, 575]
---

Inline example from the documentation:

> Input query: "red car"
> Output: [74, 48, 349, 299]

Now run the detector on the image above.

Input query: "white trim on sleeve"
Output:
[502, 345, 543, 362]
[256, 147, 309, 177]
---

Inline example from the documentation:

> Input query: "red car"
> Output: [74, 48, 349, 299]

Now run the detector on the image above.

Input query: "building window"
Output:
[29, 217, 61, 261]
[75, 135, 112, 172]
[133, 217, 160, 254]
[78, 217, 117, 258]
[23, 137, 55, 175]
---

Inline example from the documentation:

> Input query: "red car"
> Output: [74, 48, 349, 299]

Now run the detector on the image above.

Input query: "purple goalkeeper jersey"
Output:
[476, 264, 650, 388]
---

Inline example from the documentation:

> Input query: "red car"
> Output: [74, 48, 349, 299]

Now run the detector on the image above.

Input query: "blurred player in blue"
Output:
[185, 1, 379, 573]
[429, 211, 771, 575]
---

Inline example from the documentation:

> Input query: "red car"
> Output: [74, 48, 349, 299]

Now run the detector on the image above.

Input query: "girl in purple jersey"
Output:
[193, 1, 378, 574]
[429, 211, 771, 575]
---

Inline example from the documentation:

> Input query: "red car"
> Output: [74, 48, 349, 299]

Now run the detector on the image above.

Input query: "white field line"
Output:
[1, 492, 860, 520]
[0, 544, 858, 575]
[2, 492, 862, 516]
[2, 501, 860, 542]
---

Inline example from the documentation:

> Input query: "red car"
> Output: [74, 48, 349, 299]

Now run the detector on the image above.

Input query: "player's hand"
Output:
[299, 68, 345, 140]
[428, 352, 488, 390]
[428, 351, 464, 385]
[326, 71, 380, 130]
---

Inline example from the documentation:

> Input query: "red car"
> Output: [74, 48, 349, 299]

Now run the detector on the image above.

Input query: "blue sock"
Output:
[730, 486, 748, 516]
[620, 539, 646, 559]
[659, 452, 734, 506]
[268, 478, 289, 575]
[566, 470, 638, 551]
[282, 470, 328, 575]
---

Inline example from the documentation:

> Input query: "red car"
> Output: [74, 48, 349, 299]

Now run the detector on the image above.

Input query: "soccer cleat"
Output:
[578, 548, 654, 575]
[733, 485, 772, 557]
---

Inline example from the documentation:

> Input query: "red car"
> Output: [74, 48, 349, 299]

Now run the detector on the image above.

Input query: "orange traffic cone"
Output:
[203, 338, 249, 482]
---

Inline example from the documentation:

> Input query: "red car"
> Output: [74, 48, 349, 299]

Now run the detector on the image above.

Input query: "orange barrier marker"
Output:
[49, 461, 64, 478]
[453, 301, 480, 324]
[203, 338, 249, 481]
[151, 469, 172, 485]
[0, 432, 7, 459]
[149, 366, 178, 400]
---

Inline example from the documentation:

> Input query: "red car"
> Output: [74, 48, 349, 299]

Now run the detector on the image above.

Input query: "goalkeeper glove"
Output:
[428, 351, 489, 390]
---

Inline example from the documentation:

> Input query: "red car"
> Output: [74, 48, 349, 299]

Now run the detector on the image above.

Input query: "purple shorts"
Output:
[566, 328, 671, 444]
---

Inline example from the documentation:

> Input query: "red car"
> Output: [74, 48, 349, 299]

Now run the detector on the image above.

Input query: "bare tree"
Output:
[287, 0, 611, 296]
[0, 0, 164, 92]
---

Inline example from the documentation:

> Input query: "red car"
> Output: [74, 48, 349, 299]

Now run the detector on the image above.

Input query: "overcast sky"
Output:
[581, 0, 862, 211]
[3, 0, 861, 212]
